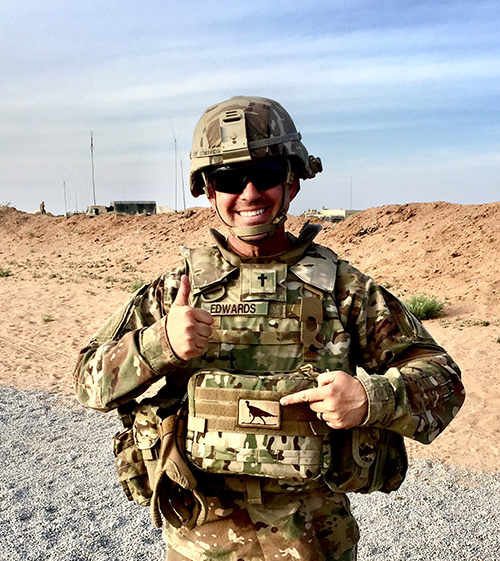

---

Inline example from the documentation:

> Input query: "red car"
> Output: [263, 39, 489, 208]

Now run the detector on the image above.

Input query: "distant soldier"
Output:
[74, 96, 465, 560]
[39, 201, 46, 215]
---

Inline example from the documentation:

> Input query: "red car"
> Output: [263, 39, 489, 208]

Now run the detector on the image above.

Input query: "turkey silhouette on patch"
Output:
[245, 400, 277, 425]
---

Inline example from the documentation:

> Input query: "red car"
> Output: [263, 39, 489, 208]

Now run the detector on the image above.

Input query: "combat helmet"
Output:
[190, 96, 322, 197]
[189, 95, 322, 240]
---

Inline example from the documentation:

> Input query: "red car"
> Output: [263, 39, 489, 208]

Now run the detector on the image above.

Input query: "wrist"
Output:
[355, 370, 396, 426]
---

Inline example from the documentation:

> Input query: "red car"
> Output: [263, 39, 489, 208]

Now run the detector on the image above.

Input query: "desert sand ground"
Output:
[1, 201, 499, 473]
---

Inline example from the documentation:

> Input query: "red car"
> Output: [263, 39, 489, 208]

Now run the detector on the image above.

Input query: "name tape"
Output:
[201, 302, 269, 316]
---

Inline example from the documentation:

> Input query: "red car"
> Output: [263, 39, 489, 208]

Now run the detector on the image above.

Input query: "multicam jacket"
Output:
[74, 224, 464, 471]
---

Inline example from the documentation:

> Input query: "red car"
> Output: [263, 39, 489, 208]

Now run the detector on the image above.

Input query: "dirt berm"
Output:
[1, 201, 499, 473]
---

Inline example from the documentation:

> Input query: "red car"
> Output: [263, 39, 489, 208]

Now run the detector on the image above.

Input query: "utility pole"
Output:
[174, 135, 178, 212]
[90, 132, 96, 206]
[170, 118, 188, 212]
[63, 180, 68, 216]
[180, 159, 186, 211]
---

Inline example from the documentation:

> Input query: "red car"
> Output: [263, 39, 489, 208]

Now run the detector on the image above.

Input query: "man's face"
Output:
[206, 159, 297, 235]
[209, 182, 285, 232]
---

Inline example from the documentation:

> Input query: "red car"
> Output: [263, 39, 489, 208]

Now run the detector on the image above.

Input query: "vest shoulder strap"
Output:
[182, 245, 238, 294]
[290, 243, 338, 293]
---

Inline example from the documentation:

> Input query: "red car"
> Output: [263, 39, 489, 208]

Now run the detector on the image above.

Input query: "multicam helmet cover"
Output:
[189, 96, 322, 197]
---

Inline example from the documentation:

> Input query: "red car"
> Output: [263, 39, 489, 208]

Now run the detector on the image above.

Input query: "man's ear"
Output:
[288, 177, 300, 202]
[206, 185, 217, 210]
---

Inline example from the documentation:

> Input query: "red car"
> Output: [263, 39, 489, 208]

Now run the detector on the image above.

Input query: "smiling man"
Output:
[74, 96, 465, 561]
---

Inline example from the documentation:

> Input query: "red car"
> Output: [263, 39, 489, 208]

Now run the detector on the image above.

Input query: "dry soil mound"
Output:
[1, 202, 499, 472]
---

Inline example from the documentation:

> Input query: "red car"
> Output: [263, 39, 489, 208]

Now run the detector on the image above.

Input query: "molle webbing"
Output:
[184, 369, 332, 483]
[187, 385, 329, 437]
[206, 299, 324, 348]
[207, 328, 302, 345]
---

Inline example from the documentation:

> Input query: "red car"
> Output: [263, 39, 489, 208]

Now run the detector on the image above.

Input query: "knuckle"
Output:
[324, 397, 336, 410]
[328, 417, 342, 429]
[185, 308, 196, 320]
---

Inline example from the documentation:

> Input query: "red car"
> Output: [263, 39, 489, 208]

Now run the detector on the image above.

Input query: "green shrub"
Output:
[130, 278, 145, 292]
[403, 292, 445, 320]
[122, 263, 136, 272]
[0, 267, 11, 277]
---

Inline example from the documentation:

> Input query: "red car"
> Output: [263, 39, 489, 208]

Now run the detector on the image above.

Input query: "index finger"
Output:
[193, 308, 214, 325]
[280, 386, 324, 406]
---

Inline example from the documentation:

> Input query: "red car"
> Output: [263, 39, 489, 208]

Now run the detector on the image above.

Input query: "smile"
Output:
[239, 209, 266, 217]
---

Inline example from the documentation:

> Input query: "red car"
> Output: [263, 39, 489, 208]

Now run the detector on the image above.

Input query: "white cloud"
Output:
[2, 0, 500, 215]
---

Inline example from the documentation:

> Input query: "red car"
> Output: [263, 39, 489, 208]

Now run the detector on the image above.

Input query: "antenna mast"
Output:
[90, 132, 96, 206]
[63, 181, 68, 216]
[174, 135, 178, 212]
[180, 160, 186, 211]
[170, 118, 188, 212]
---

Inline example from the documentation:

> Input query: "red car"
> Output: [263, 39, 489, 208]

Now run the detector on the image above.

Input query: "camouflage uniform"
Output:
[74, 225, 464, 561]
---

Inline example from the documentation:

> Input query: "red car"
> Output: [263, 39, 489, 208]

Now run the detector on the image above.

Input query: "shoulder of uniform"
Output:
[306, 242, 339, 263]
[89, 281, 153, 346]
[336, 257, 367, 276]
[335, 258, 375, 294]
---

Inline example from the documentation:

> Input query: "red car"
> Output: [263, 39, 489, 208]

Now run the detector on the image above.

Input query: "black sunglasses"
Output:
[206, 159, 289, 195]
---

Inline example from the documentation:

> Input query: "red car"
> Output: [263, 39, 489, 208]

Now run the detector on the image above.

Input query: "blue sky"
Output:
[1, 0, 500, 216]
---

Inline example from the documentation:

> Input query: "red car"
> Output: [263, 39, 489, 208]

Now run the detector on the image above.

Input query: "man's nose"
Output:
[240, 180, 260, 199]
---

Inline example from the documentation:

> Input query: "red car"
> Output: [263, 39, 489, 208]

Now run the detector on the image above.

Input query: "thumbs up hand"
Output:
[166, 275, 214, 361]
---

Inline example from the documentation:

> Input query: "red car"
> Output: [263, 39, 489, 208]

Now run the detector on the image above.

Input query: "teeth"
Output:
[240, 209, 265, 217]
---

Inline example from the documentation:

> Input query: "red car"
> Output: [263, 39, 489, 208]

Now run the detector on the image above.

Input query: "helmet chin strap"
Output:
[227, 211, 288, 242]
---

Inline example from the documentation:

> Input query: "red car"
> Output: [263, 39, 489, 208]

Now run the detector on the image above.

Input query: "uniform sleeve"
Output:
[337, 263, 465, 444]
[73, 263, 191, 412]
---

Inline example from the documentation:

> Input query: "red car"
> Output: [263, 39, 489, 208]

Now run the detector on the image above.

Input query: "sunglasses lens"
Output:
[208, 160, 287, 194]
[208, 168, 246, 194]
[251, 162, 288, 190]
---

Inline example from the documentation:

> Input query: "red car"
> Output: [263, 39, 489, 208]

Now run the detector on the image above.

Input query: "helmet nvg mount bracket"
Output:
[189, 96, 323, 241]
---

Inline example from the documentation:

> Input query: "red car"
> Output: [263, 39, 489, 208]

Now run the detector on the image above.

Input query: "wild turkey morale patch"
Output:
[238, 399, 281, 429]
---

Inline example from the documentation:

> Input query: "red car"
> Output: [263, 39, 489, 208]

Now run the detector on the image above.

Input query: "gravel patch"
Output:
[1, 385, 498, 561]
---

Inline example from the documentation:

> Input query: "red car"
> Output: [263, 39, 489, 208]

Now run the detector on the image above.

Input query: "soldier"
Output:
[74, 96, 465, 561]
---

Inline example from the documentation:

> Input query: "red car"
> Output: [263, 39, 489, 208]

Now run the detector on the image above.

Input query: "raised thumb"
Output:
[173, 275, 191, 307]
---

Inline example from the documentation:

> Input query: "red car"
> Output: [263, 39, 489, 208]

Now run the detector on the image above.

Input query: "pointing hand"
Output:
[280, 371, 368, 429]
[166, 275, 214, 361]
